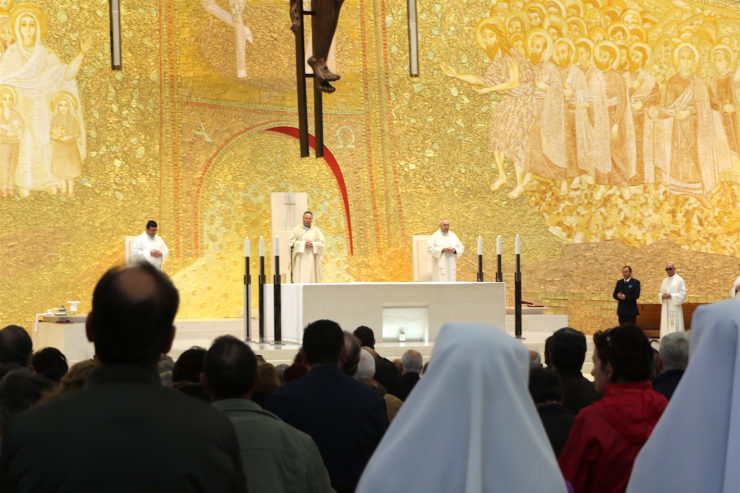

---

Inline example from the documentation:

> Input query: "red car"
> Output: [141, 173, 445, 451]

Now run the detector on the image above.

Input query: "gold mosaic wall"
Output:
[0, 0, 737, 333]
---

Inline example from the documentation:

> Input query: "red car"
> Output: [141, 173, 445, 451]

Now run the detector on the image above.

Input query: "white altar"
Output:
[261, 282, 506, 343]
[34, 315, 94, 362]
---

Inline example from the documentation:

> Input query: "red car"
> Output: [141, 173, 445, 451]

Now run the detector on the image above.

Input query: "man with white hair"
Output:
[652, 332, 689, 400]
[397, 350, 422, 401]
[427, 219, 464, 282]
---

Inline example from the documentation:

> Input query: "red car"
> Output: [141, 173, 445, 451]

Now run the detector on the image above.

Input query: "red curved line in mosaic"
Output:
[265, 126, 354, 256]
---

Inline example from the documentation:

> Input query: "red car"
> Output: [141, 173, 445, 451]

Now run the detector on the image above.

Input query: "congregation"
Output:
[0, 263, 737, 493]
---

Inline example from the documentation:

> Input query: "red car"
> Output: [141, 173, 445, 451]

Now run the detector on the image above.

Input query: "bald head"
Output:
[439, 219, 451, 233]
[665, 263, 676, 277]
[87, 263, 179, 366]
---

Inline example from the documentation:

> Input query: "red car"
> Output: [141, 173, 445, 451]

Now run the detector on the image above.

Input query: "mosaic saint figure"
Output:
[709, 44, 739, 157]
[49, 92, 82, 198]
[0, 5, 89, 196]
[442, 19, 536, 198]
[0, 85, 22, 198]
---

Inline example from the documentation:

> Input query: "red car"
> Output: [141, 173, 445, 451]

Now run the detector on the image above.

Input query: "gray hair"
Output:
[659, 332, 689, 371]
[355, 349, 376, 379]
[401, 350, 423, 373]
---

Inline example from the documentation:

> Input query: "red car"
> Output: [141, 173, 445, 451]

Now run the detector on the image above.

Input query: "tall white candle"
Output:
[244, 238, 250, 257]
[274, 237, 279, 256]
[259, 237, 265, 257]
[477, 236, 483, 256]
[515, 234, 521, 255]
[496, 235, 502, 255]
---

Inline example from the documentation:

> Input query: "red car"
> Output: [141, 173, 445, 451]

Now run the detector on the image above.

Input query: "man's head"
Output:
[438, 219, 451, 234]
[659, 332, 689, 372]
[629, 42, 650, 72]
[622, 265, 632, 280]
[86, 263, 179, 367]
[342, 331, 362, 376]
[528, 367, 563, 406]
[527, 29, 550, 63]
[302, 211, 313, 228]
[401, 349, 423, 374]
[30, 347, 68, 383]
[145, 220, 158, 237]
[172, 346, 207, 383]
[665, 263, 676, 277]
[355, 349, 376, 380]
[548, 327, 587, 372]
[353, 326, 376, 349]
[302, 319, 345, 366]
[0, 325, 33, 367]
[202, 335, 257, 401]
[594, 40, 618, 70]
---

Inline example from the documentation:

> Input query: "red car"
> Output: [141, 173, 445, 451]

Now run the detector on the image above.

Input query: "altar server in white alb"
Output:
[659, 263, 686, 338]
[731, 263, 740, 299]
[427, 219, 464, 282]
[289, 211, 325, 283]
[132, 220, 169, 270]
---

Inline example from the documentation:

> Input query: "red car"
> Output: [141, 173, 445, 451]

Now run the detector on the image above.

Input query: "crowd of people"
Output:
[0, 262, 736, 492]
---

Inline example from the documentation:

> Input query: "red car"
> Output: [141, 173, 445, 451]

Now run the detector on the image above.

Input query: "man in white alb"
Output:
[659, 263, 686, 338]
[132, 220, 169, 271]
[289, 211, 325, 283]
[731, 264, 740, 299]
[427, 219, 464, 282]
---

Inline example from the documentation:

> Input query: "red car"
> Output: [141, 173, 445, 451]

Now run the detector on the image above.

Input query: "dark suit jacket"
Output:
[558, 369, 601, 414]
[613, 278, 641, 317]
[0, 365, 246, 493]
[652, 369, 685, 401]
[397, 372, 420, 401]
[264, 365, 387, 493]
[537, 404, 575, 457]
[373, 355, 403, 398]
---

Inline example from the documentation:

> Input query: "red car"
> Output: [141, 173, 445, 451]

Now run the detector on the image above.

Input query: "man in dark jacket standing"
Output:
[613, 265, 641, 325]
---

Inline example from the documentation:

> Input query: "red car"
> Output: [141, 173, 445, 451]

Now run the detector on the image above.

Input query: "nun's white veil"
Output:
[627, 299, 740, 493]
[356, 323, 567, 493]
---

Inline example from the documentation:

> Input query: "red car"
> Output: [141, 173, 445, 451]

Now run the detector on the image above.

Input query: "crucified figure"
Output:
[291, 0, 344, 93]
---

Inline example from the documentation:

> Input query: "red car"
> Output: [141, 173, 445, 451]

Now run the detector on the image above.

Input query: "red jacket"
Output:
[558, 381, 668, 493]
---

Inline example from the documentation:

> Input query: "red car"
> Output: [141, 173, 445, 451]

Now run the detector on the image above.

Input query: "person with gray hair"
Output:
[397, 349, 423, 401]
[652, 332, 689, 400]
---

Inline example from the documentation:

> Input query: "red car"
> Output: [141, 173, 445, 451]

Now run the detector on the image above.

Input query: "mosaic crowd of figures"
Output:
[444, 0, 739, 201]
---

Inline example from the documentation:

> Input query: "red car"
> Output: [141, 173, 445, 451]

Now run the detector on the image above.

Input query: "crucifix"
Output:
[291, 0, 344, 157]
[203, 0, 254, 78]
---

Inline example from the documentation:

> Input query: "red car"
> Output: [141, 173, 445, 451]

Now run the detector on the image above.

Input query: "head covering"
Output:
[627, 299, 740, 493]
[356, 323, 567, 493]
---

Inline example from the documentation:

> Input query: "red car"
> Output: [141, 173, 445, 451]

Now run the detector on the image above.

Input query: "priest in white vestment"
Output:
[289, 211, 325, 283]
[132, 220, 169, 270]
[731, 271, 740, 299]
[427, 219, 464, 282]
[659, 263, 686, 338]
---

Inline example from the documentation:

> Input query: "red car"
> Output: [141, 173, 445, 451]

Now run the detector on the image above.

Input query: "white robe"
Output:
[131, 232, 169, 270]
[627, 299, 740, 493]
[659, 273, 686, 337]
[288, 224, 325, 283]
[356, 323, 568, 493]
[427, 230, 464, 282]
[732, 276, 740, 299]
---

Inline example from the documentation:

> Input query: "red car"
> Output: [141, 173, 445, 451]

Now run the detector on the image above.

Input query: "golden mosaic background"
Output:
[0, 0, 737, 333]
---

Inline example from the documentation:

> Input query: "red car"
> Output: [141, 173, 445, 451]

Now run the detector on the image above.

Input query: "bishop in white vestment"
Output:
[427, 219, 464, 282]
[132, 220, 169, 271]
[659, 264, 686, 338]
[289, 211, 325, 283]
